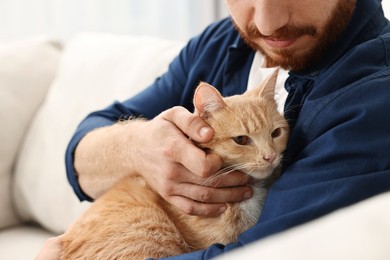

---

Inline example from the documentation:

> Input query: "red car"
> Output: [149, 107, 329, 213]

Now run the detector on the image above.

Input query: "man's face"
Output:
[227, 0, 356, 71]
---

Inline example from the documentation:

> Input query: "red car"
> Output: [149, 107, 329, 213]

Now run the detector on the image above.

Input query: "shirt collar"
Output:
[225, 24, 254, 75]
[226, 0, 389, 81]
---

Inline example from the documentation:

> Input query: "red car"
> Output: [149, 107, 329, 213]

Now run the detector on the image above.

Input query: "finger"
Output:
[35, 235, 63, 260]
[177, 182, 253, 204]
[161, 106, 213, 142]
[163, 137, 222, 178]
[180, 148, 222, 178]
[206, 170, 254, 188]
[168, 195, 227, 216]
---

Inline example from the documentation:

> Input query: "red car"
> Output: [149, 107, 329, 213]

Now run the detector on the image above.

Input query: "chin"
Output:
[247, 168, 274, 180]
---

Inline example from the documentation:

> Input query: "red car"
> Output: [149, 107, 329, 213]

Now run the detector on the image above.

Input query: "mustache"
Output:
[246, 24, 317, 40]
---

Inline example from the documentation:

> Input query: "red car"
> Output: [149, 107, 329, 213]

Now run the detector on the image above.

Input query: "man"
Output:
[38, 0, 390, 259]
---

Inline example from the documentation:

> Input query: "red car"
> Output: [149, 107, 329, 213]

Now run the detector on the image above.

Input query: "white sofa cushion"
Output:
[0, 225, 55, 259]
[13, 33, 183, 234]
[0, 38, 61, 229]
[218, 192, 390, 260]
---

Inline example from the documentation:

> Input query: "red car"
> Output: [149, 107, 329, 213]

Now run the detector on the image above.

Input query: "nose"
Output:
[263, 153, 276, 164]
[253, 0, 290, 36]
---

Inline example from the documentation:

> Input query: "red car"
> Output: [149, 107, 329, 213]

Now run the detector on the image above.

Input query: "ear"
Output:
[247, 68, 279, 100]
[194, 82, 226, 118]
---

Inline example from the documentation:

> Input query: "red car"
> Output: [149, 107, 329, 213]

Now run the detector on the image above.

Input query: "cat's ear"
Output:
[194, 82, 226, 118]
[249, 68, 279, 100]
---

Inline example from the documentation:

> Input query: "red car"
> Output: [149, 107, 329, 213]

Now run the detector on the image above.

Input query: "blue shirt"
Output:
[66, 0, 390, 258]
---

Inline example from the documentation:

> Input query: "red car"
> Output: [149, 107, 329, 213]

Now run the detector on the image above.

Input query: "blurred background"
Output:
[0, 0, 228, 42]
[0, 0, 389, 43]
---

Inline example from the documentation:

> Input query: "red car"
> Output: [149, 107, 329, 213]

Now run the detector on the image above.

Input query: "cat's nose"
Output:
[263, 153, 276, 164]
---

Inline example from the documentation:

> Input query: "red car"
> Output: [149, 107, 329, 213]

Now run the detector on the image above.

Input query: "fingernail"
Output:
[199, 127, 211, 138]
[244, 191, 252, 199]
[218, 206, 227, 214]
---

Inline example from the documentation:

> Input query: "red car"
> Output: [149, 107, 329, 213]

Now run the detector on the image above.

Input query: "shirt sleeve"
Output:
[64, 22, 390, 260]
[157, 243, 240, 259]
[156, 72, 390, 260]
[64, 18, 234, 201]
[65, 40, 195, 201]
[251, 71, 390, 237]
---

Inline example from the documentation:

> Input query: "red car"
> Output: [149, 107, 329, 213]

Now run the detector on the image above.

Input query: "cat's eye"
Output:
[271, 128, 282, 138]
[233, 135, 250, 145]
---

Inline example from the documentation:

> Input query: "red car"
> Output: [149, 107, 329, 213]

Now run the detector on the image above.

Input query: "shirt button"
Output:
[310, 71, 319, 76]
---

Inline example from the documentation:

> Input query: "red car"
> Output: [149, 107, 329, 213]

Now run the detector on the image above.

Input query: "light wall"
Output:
[383, 0, 390, 18]
[0, 0, 227, 42]
[0, 1, 389, 43]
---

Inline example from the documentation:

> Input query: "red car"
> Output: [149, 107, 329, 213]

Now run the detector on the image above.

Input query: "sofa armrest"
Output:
[0, 37, 62, 229]
[12, 33, 184, 234]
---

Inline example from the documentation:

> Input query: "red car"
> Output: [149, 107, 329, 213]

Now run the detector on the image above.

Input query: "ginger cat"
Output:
[61, 69, 289, 259]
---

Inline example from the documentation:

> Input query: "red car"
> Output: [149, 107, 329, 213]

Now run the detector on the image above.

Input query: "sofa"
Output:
[0, 31, 389, 259]
[0, 33, 183, 259]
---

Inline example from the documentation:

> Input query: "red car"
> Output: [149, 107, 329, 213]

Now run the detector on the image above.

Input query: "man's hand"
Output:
[133, 106, 253, 216]
[35, 235, 63, 260]
[75, 106, 253, 216]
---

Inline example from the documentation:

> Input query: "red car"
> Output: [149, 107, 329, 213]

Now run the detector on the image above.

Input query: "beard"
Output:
[233, 0, 356, 72]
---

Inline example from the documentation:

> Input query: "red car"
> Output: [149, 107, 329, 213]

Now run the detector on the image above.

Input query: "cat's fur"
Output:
[61, 69, 289, 259]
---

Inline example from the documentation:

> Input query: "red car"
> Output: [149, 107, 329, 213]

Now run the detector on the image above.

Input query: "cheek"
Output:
[218, 144, 255, 165]
[293, 1, 337, 29]
[227, 0, 252, 30]
[276, 134, 289, 152]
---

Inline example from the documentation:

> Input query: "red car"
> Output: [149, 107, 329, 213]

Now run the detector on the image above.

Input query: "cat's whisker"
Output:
[237, 172, 253, 185]
[202, 171, 235, 186]
[199, 162, 260, 188]
[62, 68, 289, 259]
[283, 104, 302, 114]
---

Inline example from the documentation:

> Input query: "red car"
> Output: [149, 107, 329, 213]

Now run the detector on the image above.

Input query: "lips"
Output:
[263, 37, 298, 48]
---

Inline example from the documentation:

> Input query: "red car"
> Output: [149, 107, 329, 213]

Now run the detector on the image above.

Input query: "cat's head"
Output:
[193, 70, 289, 180]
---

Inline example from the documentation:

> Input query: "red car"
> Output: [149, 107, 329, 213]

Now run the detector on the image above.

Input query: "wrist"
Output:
[75, 120, 146, 198]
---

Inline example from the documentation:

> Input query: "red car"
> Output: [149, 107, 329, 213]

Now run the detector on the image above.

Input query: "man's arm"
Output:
[73, 107, 253, 216]
[65, 18, 253, 216]
[157, 53, 390, 260]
